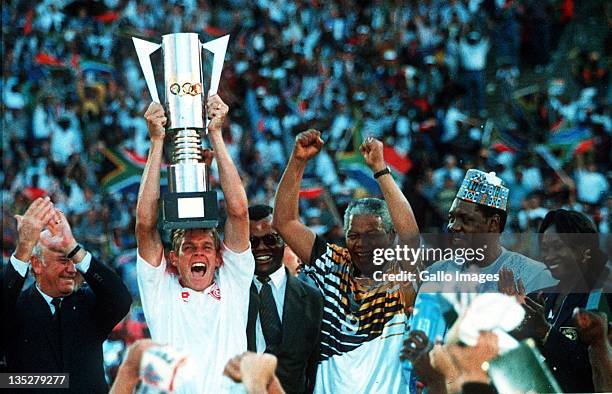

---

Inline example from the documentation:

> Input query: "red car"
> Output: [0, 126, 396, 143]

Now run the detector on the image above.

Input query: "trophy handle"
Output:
[201, 35, 230, 97]
[132, 37, 162, 103]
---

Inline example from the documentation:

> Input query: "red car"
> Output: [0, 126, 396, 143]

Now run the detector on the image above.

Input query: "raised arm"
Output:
[206, 95, 249, 253]
[6, 197, 56, 311]
[359, 137, 419, 246]
[135, 103, 166, 266]
[272, 129, 322, 264]
[40, 209, 132, 332]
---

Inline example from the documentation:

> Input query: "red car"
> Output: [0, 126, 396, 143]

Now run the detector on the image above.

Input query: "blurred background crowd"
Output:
[2, 0, 610, 384]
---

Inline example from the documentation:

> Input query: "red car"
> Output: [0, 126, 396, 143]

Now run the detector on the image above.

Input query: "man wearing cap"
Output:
[246, 204, 322, 393]
[420, 169, 557, 294]
[403, 170, 558, 392]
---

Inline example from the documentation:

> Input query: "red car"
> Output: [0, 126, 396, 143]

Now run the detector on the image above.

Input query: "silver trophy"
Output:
[133, 33, 229, 229]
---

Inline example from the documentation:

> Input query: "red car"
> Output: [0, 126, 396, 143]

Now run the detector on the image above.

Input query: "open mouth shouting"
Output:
[191, 262, 208, 278]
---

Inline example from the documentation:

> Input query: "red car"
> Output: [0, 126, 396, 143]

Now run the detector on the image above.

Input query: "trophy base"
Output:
[162, 191, 219, 230]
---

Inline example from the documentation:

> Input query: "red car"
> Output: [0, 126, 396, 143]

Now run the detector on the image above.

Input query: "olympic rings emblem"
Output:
[169, 82, 202, 97]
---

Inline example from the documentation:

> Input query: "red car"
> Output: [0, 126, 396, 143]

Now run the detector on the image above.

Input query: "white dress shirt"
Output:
[10, 252, 92, 314]
[253, 266, 287, 353]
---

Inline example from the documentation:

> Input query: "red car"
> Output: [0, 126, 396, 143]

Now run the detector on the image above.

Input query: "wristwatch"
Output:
[66, 244, 82, 259]
[373, 166, 391, 179]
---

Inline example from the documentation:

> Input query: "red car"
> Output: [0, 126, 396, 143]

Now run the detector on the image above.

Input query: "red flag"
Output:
[94, 11, 120, 24]
[383, 146, 412, 174]
[35, 52, 65, 67]
[24, 9, 33, 35]
[299, 186, 323, 200]
[491, 142, 517, 153]
[204, 26, 227, 36]
[574, 138, 594, 154]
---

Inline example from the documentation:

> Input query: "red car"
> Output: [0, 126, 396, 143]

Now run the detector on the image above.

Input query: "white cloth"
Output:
[253, 266, 287, 353]
[136, 244, 254, 394]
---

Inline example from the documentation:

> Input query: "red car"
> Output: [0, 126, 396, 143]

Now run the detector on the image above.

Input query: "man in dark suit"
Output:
[3, 196, 132, 393]
[247, 205, 323, 393]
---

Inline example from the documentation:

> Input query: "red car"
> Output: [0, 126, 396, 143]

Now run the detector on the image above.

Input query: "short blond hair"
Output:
[171, 228, 221, 253]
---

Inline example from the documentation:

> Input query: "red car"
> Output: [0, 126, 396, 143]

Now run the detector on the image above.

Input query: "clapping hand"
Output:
[14, 196, 55, 261]
[40, 209, 78, 255]
[498, 267, 526, 304]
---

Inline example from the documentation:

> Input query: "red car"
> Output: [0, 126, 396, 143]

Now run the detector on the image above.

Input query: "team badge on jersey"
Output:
[208, 282, 221, 301]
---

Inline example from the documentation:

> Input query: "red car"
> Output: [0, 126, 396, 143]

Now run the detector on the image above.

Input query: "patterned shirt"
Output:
[307, 236, 416, 393]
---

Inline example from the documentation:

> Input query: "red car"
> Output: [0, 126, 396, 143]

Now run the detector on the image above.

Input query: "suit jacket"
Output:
[247, 269, 323, 394]
[3, 256, 132, 394]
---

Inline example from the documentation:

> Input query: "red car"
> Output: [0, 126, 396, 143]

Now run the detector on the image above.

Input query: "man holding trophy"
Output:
[134, 33, 254, 393]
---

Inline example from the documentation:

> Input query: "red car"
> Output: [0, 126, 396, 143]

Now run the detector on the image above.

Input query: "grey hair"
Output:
[343, 198, 393, 234]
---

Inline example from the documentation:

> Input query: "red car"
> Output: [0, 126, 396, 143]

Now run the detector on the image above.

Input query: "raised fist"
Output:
[206, 94, 229, 134]
[293, 129, 324, 162]
[144, 102, 167, 141]
[359, 137, 386, 173]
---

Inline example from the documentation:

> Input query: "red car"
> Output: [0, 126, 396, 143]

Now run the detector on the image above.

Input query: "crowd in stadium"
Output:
[1, 0, 610, 393]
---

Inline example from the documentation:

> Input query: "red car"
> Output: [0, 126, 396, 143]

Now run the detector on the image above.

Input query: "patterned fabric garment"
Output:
[306, 236, 416, 394]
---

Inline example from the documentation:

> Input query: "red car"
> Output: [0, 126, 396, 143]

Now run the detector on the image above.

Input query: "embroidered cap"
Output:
[456, 169, 509, 211]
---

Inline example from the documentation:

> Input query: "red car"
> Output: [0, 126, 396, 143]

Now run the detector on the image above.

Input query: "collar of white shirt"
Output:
[36, 284, 61, 314]
[254, 265, 286, 290]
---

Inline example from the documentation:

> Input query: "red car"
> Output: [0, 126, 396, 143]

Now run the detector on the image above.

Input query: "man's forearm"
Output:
[136, 139, 164, 228]
[274, 155, 306, 225]
[14, 240, 37, 262]
[376, 174, 419, 243]
[208, 133, 247, 217]
[110, 365, 139, 394]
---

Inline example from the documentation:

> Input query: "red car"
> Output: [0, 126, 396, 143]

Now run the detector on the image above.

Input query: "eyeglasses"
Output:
[250, 233, 283, 249]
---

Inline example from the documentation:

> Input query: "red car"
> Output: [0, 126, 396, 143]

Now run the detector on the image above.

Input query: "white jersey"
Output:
[137, 243, 254, 394]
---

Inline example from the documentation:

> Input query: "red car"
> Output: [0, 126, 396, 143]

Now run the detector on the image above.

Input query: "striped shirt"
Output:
[307, 236, 416, 393]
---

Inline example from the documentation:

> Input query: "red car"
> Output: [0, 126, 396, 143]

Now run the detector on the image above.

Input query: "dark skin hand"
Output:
[400, 330, 445, 390]
[574, 308, 610, 346]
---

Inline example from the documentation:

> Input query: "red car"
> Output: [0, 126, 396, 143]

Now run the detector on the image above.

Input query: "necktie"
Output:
[51, 298, 62, 317]
[257, 276, 282, 349]
[51, 298, 63, 366]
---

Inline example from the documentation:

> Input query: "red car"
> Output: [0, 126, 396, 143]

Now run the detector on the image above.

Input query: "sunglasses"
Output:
[250, 233, 283, 249]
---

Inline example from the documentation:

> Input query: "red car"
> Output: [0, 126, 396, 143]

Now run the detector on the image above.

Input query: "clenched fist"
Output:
[206, 94, 229, 134]
[359, 137, 386, 173]
[293, 129, 324, 162]
[144, 102, 167, 141]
